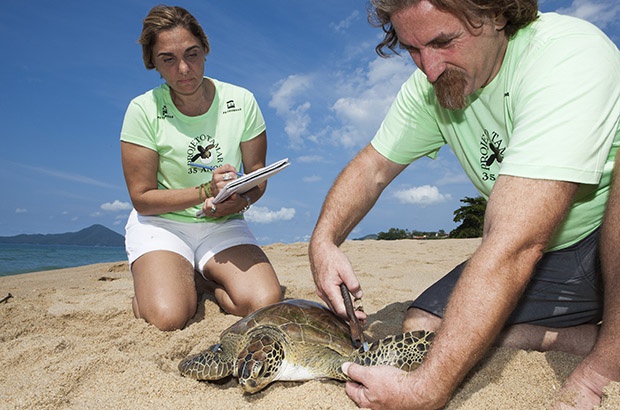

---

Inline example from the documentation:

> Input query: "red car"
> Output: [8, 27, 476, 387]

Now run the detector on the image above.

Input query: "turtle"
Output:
[178, 299, 434, 394]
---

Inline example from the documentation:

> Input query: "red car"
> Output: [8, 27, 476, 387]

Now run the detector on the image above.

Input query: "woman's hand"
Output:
[200, 164, 249, 217]
[209, 163, 239, 198]
[202, 194, 247, 218]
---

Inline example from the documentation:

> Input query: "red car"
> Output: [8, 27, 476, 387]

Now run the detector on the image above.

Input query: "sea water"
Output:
[0, 243, 127, 277]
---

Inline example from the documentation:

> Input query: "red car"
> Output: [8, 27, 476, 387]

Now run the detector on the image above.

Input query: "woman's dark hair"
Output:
[138, 5, 210, 70]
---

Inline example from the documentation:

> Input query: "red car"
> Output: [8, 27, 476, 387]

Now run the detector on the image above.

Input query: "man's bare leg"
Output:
[496, 323, 598, 356]
[404, 308, 598, 356]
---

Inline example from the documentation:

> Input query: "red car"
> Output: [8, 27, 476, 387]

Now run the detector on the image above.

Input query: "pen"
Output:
[189, 162, 243, 176]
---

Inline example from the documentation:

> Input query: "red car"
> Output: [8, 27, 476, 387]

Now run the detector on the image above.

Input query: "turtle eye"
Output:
[251, 361, 264, 378]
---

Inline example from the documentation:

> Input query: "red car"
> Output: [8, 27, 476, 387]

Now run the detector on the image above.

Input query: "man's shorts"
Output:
[409, 228, 603, 328]
[124, 209, 259, 276]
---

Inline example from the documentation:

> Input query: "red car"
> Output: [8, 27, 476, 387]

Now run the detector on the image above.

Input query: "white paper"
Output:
[195, 158, 291, 217]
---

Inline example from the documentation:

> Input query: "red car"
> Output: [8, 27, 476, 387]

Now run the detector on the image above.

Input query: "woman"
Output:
[120, 5, 282, 331]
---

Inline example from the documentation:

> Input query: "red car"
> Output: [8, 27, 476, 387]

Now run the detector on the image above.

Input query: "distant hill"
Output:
[353, 234, 378, 241]
[0, 224, 125, 247]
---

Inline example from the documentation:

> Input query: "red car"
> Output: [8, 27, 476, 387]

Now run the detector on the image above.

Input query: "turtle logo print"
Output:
[479, 129, 504, 181]
[191, 143, 216, 162]
[187, 134, 223, 174]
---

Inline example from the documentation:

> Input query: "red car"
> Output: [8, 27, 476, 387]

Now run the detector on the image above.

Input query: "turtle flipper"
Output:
[353, 330, 434, 371]
[178, 343, 235, 380]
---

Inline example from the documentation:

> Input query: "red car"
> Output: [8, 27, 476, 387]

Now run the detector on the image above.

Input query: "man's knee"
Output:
[403, 307, 442, 333]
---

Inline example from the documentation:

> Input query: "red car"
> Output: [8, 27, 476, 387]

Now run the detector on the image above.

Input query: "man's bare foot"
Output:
[551, 360, 610, 409]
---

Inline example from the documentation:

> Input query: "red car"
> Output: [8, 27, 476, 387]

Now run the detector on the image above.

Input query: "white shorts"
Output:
[124, 209, 258, 273]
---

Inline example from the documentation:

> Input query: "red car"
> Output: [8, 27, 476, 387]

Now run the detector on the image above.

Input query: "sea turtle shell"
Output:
[179, 299, 433, 394]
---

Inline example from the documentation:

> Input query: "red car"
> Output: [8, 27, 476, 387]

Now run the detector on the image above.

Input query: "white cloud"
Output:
[331, 10, 360, 32]
[329, 56, 414, 148]
[556, 0, 620, 29]
[15, 208, 27, 213]
[435, 172, 470, 186]
[245, 206, 295, 223]
[19, 163, 119, 189]
[394, 185, 452, 206]
[100, 200, 132, 211]
[270, 55, 415, 151]
[269, 74, 313, 148]
[297, 155, 325, 163]
[303, 175, 322, 183]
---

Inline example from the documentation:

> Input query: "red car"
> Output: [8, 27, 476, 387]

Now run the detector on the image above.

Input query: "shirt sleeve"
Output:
[241, 92, 266, 142]
[500, 30, 620, 184]
[371, 71, 446, 165]
[120, 97, 158, 152]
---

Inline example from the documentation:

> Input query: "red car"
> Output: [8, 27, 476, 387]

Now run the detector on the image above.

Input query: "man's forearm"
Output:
[416, 175, 578, 398]
[311, 144, 405, 246]
[419, 243, 541, 394]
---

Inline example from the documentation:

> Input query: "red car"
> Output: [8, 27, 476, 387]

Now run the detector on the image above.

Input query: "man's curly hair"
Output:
[368, 0, 539, 57]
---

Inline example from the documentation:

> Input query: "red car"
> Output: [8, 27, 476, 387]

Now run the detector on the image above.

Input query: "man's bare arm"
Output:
[309, 144, 407, 315]
[416, 175, 579, 400]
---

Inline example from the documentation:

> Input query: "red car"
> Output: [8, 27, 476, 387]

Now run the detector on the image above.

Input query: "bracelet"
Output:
[240, 194, 251, 213]
[203, 182, 212, 198]
[196, 184, 204, 202]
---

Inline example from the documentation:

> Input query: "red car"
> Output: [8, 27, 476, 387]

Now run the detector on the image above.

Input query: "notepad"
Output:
[195, 158, 291, 217]
[213, 158, 291, 204]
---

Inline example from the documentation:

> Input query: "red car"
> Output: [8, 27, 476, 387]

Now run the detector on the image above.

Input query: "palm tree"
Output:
[449, 196, 487, 238]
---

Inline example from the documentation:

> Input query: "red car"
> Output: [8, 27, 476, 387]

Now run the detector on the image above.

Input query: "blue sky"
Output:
[1, 1, 619, 244]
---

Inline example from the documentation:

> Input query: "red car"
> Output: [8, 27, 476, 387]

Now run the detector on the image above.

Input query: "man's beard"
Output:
[433, 69, 469, 110]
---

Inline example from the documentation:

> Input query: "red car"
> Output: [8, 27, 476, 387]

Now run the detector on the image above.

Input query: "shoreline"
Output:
[1, 239, 619, 409]
[0, 242, 127, 278]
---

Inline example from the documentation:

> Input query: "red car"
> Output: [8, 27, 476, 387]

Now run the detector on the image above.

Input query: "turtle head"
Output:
[235, 333, 284, 394]
[178, 343, 235, 380]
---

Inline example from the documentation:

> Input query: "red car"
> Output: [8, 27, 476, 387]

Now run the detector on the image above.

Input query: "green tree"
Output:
[449, 196, 487, 238]
[377, 227, 410, 240]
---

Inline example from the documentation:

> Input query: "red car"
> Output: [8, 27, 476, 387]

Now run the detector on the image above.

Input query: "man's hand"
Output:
[309, 240, 365, 321]
[342, 362, 448, 410]
[308, 145, 405, 319]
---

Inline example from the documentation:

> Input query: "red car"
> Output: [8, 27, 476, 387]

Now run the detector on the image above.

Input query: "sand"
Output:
[1, 238, 619, 409]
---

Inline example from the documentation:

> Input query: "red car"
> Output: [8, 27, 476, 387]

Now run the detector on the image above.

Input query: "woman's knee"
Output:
[134, 296, 196, 331]
[130, 252, 198, 330]
[228, 285, 282, 317]
[250, 285, 283, 310]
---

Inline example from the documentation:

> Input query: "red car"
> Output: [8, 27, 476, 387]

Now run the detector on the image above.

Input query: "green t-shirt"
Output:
[371, 12, 620, 251]
[120, 77, 266, 223]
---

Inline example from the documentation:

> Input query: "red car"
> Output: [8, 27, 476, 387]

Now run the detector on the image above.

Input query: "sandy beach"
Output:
[1, 238, 619, 409]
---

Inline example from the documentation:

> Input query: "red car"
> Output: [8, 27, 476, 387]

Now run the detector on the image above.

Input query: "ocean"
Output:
[0, 243, 127, 277]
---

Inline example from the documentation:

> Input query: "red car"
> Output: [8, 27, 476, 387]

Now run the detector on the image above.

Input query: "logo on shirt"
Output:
[223, 99, 242, 114]
[190, 143, 216, 162]
[158, 105, 174, 120]
[186, 134, 223, 174]
[479, 129, 505, 181]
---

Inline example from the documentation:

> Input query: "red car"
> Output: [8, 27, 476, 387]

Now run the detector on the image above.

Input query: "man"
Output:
[308, 0, 620, 408]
